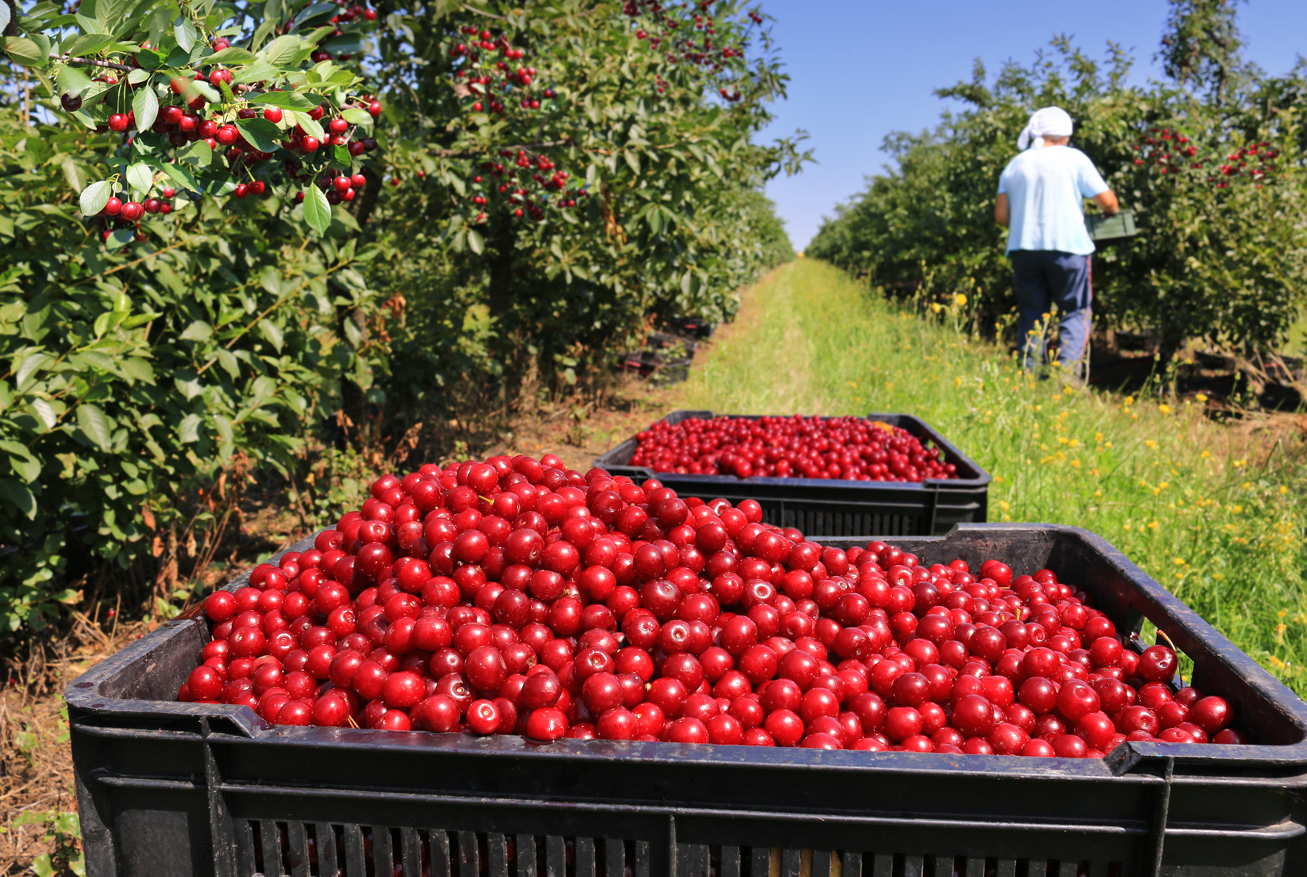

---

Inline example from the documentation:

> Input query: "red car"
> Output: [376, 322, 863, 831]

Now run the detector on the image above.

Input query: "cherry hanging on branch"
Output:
[2, 0, 386, 244]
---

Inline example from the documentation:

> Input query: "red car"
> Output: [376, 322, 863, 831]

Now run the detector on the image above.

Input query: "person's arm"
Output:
[995, 192, 1010, 227]
[1092, 190, 1119, 217]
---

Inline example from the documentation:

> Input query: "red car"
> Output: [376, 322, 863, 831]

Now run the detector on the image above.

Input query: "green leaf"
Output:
[174, 16, 196, 52]
[125, 162, 153, 197]
[79, 180, 112, 216]
[230, 60, 278, 85]
[147, 158, 199, 192]
[0, 3, 9, 34]
[175, 372, 201, 399]
[16, 352, 53, 388]
[2, 37, 48, 67]
[178, 413, 201, 442]
[260, 34, 302, 66]
[94, 0, 129, 32]
[341, 107, 372, 126]
[623, 150, 640, 175]
[467, 229, 484, 255]
[55, 64, 93, 97]
[293, 2, 336, 26]
[178, 320, 212, 341]
[250, 19, 275, 51]
[189, 80, 220, 103]
[250, 89, 313, 111]
[291, 110, 324, 140]
[120, 357, 155, 383]
[259, 265, 282, 295]
[61, 157, 86, 194]
[132, 85, 158, 131]
[257, 320, 284, 352]
[213, 414, 234, 446]
[0, 480, 36, 520]
[234, 118, 282, 153]
[31, 399, 56, 431]
[216, 347, 240, 378]
[77, 403, 114, 451]
[302, 185, 330, 234]
[205, 46, 257, 65]
[9, 455, 40, 483]
[322, 33, 364, 55]
[178, 139, 212, 167]
[65, 32, 114, 56]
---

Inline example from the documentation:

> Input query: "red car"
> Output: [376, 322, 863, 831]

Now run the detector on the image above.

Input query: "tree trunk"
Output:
[488, 219, 515, 317]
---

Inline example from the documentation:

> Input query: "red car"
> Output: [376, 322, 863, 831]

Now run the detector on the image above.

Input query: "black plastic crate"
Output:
[67, 524, 1307, 877]
[593, 410, 990, 537]
[666, 315, 716, 339]
[644, 332, 700, 358]
[616, 351, 692, 386]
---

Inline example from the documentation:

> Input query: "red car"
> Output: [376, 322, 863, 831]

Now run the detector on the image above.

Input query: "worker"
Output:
[994, 106, 1119, 382]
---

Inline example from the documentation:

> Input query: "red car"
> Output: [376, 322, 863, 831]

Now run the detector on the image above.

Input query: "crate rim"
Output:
[593, 410, 992, 491]
[66, 522, 1307, 778]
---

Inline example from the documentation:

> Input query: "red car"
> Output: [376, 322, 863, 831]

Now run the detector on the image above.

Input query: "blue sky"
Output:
[758, 1, 1307, 251]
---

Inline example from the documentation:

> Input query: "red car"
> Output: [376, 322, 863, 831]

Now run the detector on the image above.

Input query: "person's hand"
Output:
[1093, 190, 1120, 217]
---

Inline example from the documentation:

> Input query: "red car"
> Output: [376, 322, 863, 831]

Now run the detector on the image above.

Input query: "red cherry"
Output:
[526, 707, 568, 741]
[1137, 645, 1178, 683]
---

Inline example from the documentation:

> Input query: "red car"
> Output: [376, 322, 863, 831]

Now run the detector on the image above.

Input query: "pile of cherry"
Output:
[181, 454, 1244, 755]
[626, 415, 959, 481]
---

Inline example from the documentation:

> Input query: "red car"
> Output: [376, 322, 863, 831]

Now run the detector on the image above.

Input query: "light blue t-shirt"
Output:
[998, 146, 1109, 255]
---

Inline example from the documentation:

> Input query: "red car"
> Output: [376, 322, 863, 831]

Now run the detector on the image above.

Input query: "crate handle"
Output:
[200, 717, 241, 877]
[1139, 755, 1173, 877]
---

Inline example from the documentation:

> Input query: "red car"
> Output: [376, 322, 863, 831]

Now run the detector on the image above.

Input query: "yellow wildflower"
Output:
[1196, 393, 1208, 403]
[1148, 521, 1160, 530]
[1145, 440, 1158, 449]
[1159, 404, 1172, 415]
[954, 293, 968, 307]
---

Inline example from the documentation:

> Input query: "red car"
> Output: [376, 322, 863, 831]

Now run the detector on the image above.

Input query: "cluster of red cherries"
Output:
[446, 26, 583, 223]
[61, 28, 381, 242]
[623, 0, 751, 77]
[627, 415, 960, 481]
[1132, 127, 1282, 189]
[179, 454, 1241, 756]
[470, 149, 589, 223]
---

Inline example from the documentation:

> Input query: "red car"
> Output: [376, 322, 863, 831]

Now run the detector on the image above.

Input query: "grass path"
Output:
[674, 259, 1307, 695]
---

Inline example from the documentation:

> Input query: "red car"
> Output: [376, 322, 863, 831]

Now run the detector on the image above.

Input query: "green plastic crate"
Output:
[1087, 209, 1137, 241]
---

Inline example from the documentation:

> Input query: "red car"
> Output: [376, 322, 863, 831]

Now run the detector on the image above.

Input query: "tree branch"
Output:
[50, 53, 135, 73]
[461, 4, 507, 22]
[431, 137, 574, 158]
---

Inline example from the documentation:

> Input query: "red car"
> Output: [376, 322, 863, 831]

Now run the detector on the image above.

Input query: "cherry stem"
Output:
[51, 53, 135, 73]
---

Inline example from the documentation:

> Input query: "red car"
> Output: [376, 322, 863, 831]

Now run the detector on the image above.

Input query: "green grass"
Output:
[675, 259, 1307, 697]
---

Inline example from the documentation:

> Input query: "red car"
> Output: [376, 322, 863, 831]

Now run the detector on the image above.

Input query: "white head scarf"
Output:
[1017, 106, 1074, 150]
